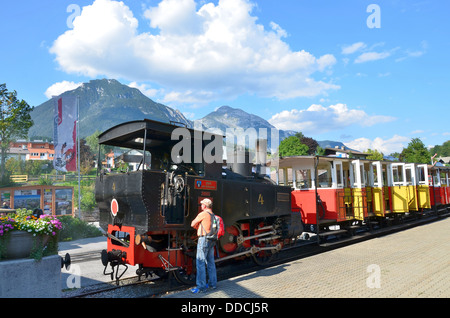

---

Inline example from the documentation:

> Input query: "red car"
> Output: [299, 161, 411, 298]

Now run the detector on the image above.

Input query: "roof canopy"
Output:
[98, 119, 222, 151]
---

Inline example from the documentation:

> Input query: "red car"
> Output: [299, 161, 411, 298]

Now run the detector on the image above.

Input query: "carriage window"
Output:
[286, 168, 293, 186]
[392, 165, 404, 185]
[440, 172, 447, 186]
[335, 163, 343, 188]
[372, 164, 379, 186]
[277, 169, 285, 185]
[417, 166, 426, 184]
[405, 168, 412, 185]
[360, 164, 366, 186]
[317, 162, 332, 188]
[295, 169, 312, 189]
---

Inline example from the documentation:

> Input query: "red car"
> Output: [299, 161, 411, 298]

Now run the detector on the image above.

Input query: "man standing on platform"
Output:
[190, 198, 217, 293]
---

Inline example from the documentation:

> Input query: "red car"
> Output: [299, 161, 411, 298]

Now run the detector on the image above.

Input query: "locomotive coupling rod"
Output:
[257, 225, 275, 231]
[258, 235, 281, 243]
[237, 230, 277, 245]
[214, 247, 259, 263]
[214, 244, 281, 263]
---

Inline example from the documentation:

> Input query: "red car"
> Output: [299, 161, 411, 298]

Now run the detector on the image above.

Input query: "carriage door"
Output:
[391, 163, 408, 213]
[416, 164, 430, 209]
[371, 161, 385, 217]
[351, 160, 367, 220]
[405, 163, 418, 211]
[334, 161, 346, 220]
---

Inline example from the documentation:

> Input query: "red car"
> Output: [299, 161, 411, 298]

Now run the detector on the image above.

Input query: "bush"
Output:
[58, 215, 102, 242]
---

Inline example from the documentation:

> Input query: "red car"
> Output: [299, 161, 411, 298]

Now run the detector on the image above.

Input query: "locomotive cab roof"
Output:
[97, 118, 223, 150]
[97, 119, 225, 177]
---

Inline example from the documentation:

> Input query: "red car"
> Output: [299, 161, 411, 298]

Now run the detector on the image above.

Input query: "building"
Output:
[4, 140, 55, 162]
[324, 146, 369, 159]
[437, 156, 450, 165]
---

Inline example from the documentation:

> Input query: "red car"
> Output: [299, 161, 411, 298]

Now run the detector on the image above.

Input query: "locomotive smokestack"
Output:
[227, 146, 252, 177]
[255, 139, 268, 175]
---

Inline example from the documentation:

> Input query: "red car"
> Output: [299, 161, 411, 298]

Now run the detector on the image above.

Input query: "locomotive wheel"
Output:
[219, 224, 242, 254]
[252, 243, 276, 266]
[173, 267, 196, 285]
[173, 251, 196, 285]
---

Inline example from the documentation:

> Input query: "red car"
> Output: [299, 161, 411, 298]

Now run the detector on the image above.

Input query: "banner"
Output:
[53, 96, 77, 172]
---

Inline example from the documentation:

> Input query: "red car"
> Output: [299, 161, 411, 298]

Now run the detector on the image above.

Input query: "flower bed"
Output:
[0, 209, 62, 260]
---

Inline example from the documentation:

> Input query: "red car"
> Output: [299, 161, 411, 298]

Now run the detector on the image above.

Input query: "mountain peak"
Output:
[29, 79, 191, 139]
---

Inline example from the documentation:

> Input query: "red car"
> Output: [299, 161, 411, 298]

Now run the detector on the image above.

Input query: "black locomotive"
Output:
[96, 119, 303, 284]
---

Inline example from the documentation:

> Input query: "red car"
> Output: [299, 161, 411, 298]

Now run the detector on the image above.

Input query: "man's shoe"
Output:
[191, 287, 206, 294]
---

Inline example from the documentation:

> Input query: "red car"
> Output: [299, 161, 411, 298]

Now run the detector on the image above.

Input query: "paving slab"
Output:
[164, 217, 450, 298]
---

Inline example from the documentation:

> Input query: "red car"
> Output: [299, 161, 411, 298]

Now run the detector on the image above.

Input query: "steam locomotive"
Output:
[96, 119, 449, 285]
[96, 119, 303, 284]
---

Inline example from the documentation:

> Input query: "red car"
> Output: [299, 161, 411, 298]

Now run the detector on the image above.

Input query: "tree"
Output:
[429, 140, 450, 157]
[279, 136, 309, 157]
[0, 84, 33, 184]
[315, 146, 326, 156]
[79, 139, 95, 174]
[366, 148, 384, 161]
[299, 136, 319, 156]
[400, 138, 430, 164]
[86, 130, 113, 165]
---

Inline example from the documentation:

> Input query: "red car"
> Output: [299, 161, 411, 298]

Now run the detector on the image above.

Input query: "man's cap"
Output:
[200, 198, 212, 206]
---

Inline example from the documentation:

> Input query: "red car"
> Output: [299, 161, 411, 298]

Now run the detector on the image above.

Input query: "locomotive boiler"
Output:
[95, 119, 303, 284]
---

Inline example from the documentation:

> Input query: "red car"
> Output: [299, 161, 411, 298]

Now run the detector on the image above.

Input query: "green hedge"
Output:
[58, 215, 102, 242]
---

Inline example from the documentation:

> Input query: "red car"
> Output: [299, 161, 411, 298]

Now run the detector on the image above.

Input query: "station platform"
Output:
[163, 217, 450, 299]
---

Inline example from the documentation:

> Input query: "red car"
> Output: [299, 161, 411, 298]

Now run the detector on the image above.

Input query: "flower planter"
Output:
[3, 231, 49, 260]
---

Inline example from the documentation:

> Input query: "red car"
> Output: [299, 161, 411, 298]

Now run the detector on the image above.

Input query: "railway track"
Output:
[64, 207, 450, 298]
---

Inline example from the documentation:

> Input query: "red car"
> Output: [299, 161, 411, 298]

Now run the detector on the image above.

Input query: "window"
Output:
[335, 163, 343, 188]
[295, 169, 312, 189]
[317, 162, 332, 188]
[392, 165, 404, 185]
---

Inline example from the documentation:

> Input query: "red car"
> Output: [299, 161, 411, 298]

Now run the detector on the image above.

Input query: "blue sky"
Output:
[1, 0, 449, 154]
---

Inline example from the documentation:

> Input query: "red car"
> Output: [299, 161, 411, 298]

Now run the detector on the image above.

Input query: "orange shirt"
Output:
[191, 210, 212, 236]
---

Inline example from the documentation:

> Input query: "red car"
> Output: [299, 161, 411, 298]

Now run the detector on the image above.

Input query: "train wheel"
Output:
[173, 251, 196, 285]
[252, 244, 276, 266]
[173, 266, 196, 285]
[219, 224, 242, 254]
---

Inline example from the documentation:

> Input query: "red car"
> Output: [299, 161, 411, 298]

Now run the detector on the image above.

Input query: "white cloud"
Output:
[354, 51, 391, 63]
[396, 40, 428, 62]
[268, 103, 396, 134]
[45, 81, 82, 98]
[344, 135, 410, 154]
[127, 82, 159, 98]
[50, 0, 338, 103]
[342, 42, 366, 55]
